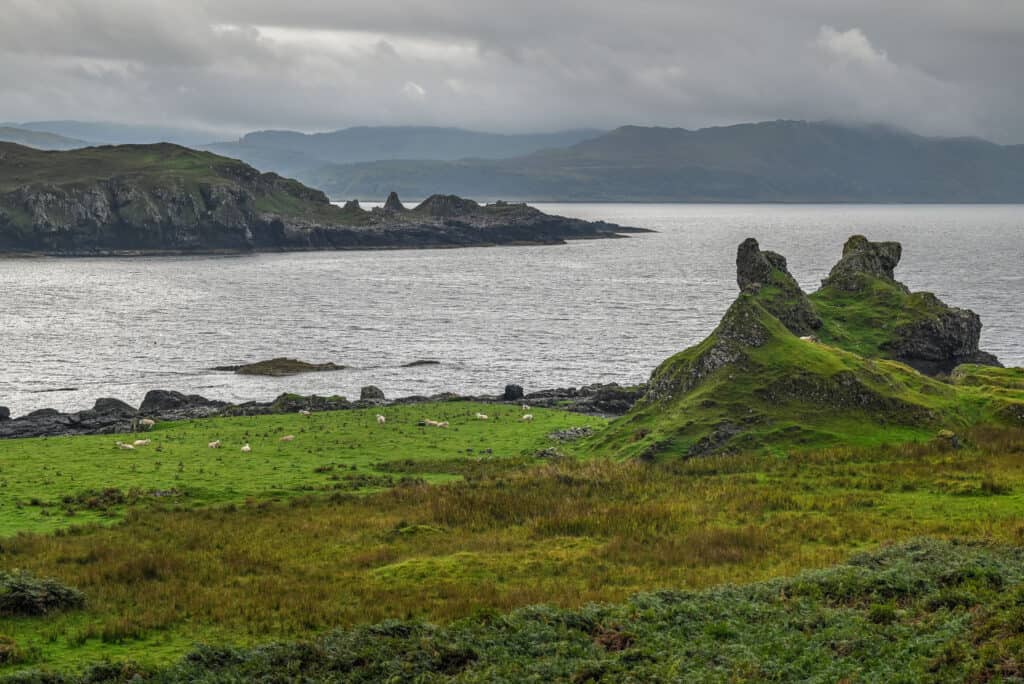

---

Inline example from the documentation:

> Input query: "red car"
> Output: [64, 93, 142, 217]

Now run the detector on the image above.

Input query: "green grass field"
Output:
[0, 403, 602, 537]
[1, 402, 1022, 676]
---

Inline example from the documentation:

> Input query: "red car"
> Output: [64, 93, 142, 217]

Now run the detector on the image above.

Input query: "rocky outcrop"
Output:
[503, 385, 524, 401]
[822, 235, 903, 290]
[138, 390, 226, 417]
[735, 238, 820, 335]
[0, 397, 138, 439]
[0, 143, 646, 255]
[360, 386, 385, 401]
[216, 358, 346, 376]
[812, 235, 1000, 375]
[0, 406, 9, 421]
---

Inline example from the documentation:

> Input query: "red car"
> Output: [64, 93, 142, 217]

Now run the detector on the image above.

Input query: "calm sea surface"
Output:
[1, 204, 1021, 416]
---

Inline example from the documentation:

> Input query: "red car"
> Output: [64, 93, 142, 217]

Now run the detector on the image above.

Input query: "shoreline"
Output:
[0, 383, 646, 440]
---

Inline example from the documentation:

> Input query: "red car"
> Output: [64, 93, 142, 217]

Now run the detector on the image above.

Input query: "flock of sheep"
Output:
[115, 404, 537, 454]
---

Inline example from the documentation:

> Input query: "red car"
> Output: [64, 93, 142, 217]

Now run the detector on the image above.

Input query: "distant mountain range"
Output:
[2, 119, 1023, 202]
[203, 127, 605, 178]
[0, 126, 88, 150]
[306, 121, 1024, 202]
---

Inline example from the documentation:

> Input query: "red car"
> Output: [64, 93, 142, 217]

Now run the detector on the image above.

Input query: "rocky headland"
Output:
[0, 143, 645, 255]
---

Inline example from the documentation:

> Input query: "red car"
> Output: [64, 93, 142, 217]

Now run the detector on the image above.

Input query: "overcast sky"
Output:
[2, 0, 1022, 142]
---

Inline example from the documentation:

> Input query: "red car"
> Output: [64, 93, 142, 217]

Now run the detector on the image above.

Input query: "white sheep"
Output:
[522, 404, 530, 411]
[298, 409, 311, 416]
[799, 335, 819, 343]
[115, 441, 135, 450]
[279, 435, 295, 442]
[475, 413, 488, 420]
[376, 414, 387, 425]
[208, 440, 222, 449]
[438, 421, 449, 428]
[521, 414, 534, 422]
[133, 439, 151, 447]
[138, 418, 156, 430]
[241, 443, 252, 453]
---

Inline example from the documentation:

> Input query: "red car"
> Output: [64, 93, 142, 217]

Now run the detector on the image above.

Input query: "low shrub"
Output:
[0, 570, 84, 616]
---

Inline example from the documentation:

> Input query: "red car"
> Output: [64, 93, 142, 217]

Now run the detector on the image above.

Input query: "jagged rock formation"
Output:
[821, 235, 903, 289]
[381, 191, 406, 213]
[735, 238, 821, 335]
[0, 143, 645, 255]
[812, 235, 1000, 375]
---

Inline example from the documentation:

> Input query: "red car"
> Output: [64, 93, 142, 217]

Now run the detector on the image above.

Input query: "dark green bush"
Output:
[0, 570, 84, 616]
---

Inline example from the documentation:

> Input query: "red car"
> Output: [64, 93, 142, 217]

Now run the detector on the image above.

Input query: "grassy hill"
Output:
[588, 236, 1018, 459]
[308, 120, 1024, 201]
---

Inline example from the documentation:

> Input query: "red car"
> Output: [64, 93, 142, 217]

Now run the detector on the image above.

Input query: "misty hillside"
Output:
[204, 126, 604, 178]
[0, 126, 87, 151]
[306, 120, 1024, 202]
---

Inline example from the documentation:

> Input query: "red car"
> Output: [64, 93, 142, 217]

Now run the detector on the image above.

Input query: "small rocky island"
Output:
[0, 142, 646, 255]
[213, 358, 347, 376]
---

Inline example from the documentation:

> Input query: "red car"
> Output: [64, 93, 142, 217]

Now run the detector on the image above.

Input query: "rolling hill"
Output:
[306, 120, 1024, 202]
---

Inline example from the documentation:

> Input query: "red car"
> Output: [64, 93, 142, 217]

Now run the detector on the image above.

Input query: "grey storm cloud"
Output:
[1, 0, 1022, 141]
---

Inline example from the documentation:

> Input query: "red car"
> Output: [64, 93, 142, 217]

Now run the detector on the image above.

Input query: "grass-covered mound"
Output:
[2, 425, 1022, 673]
[5, 538, 1024, 682]
[588, 237, 1020, 459]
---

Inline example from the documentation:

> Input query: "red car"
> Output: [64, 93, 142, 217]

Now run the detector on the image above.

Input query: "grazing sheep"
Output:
[279, 435, 295, 442]
[241, 443, 252, 453]
[132, 439, 151, 447]
[799, 335, 819, 343]
[115, 441, 135, 450]
[522, 404, 530, 411]
[521, 414, 534, 422]
[138, 418, 156, 430]
[298, 409, 311, 416]
[208, 440, 222, 449]
[376, 414, 386, 425]
[423, 419, 449, 428]
[475, 413, 489, 420]
[438, 421, 449, 428]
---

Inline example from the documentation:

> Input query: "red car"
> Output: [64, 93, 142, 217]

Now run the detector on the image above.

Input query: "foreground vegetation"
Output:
[2, 421, 1022, 675]
[7, 538, 1023, 682]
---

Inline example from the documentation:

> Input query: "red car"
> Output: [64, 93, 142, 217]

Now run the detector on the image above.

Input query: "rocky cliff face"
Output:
[0, 143, 643, 254]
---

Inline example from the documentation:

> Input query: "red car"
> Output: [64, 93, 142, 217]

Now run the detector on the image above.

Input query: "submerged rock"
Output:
[228, 358, 347, 377]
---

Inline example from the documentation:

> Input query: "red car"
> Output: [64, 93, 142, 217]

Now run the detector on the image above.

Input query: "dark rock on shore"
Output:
[0, 406, 9, 421]
[503, 384, 524, 401]
[0, 379, 645, 439]
[360, 386, 385, 401]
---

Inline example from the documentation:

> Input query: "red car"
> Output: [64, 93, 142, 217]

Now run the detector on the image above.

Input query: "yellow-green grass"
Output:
[2, 426, 1022, 673]
[0, 403, 604, 537]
